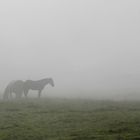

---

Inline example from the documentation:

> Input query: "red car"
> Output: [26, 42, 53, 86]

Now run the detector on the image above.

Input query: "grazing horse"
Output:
[23, 78, 54, 98]
[3, 80, 24, 100]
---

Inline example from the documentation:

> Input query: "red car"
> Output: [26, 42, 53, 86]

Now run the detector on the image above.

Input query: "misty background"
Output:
[0, 0, 140, 99]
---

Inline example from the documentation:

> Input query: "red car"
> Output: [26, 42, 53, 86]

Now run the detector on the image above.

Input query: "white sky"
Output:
[0, 0, 140, 96]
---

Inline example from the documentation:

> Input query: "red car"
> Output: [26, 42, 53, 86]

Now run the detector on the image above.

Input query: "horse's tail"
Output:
[3, 86, 10, 100]
[3, 80, 16, 100]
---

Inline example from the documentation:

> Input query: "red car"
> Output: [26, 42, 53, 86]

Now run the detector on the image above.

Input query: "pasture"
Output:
[0, 98, 140, 140]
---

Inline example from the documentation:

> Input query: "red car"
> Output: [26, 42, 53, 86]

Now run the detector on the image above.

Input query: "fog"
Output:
[0, 0, 140, 99]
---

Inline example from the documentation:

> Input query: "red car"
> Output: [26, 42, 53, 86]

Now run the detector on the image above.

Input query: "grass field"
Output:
[0, 98, 140, 140]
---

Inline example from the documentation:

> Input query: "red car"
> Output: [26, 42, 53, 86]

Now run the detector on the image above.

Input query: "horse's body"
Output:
[23, 78, 54, 98]
[3, 80, 24, 100]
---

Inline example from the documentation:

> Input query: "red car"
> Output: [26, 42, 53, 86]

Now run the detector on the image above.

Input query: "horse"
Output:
[3, 80, 25, 100]
[23, 78, 54, 98]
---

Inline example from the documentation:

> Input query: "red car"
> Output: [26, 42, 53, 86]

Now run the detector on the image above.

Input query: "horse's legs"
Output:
[3, 92, 8, 100]
[9, 92, 12, 99]
[15, 93, 19, 99]
[24, 89, 29, 98]
[16, 91, 23, 99]
[38, 90, 42, 98]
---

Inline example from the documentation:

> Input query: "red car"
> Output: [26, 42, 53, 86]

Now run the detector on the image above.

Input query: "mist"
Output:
[0, 0, 140, 99]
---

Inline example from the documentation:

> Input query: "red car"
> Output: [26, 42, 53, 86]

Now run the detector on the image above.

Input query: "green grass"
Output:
[0, 98, 140, 140]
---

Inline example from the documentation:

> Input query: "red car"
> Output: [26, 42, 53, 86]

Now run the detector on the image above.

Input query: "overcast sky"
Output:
[0, 0, 140, 97]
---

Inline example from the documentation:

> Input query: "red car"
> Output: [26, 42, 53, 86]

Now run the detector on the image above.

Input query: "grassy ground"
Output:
[0, 98, 140, 140]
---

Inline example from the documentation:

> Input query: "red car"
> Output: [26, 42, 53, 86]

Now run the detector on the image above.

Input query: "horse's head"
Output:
[48, 78, 54, 87]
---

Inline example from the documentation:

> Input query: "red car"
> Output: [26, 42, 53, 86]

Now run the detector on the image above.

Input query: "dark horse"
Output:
[23, 78, 54, 98]
[3, 80, 25, 100]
